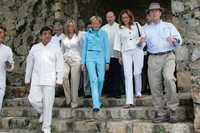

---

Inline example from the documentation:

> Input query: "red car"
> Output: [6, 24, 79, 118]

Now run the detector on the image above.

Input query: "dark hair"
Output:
[106, 11, 115, 16]
[118, 9, 134, 29]
[0, 25, 7, 32]
[40, 26, 53, 35]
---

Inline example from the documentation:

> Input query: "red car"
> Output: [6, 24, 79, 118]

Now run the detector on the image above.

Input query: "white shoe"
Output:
[43, 129, 51, 133]
[39, 114, 43, 123]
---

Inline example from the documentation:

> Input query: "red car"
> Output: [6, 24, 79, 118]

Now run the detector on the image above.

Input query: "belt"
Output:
[149, 50, 173, 56]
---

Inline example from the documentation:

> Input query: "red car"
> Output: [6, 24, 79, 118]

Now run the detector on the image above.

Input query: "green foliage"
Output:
[0, 16, 6, 23]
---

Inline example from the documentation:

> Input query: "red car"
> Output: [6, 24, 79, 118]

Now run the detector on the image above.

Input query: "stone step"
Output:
[3, 93, 192, 107]
[2, 106, 193, 121]
[0, 118, 194, 133]
[0, 129, 105, 133]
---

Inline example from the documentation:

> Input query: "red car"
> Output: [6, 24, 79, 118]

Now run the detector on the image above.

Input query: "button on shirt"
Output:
[143, 20, 182, 54]
[0, 44, 14, 88]
[101, 22, 120, 58]
[25, 42, 64, 86]
[61, 34, 82, 62]
[114, 23, 145, 52]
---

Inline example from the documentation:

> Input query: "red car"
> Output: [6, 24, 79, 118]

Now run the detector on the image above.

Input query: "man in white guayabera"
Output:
[25, 26, 64, 133]
[0, 25, 14, 116]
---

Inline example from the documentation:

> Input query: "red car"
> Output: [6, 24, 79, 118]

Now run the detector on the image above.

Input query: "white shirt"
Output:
[143, 20, 182, 53]
[61, 33, 83, 62]
[51, 33, 65, 48]
[101, 22, 120, 58]
[114, 22, 145, 53]
[25, 42, 64, 86]
[0, 44, 14, 88]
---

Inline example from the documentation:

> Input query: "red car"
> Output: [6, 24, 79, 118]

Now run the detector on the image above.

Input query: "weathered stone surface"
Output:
[175, 46, 190, 61]
[194, 104, 200, 131]
[0, 118, 194, 133]
[3, 92, 192, 107]
[192, 47, 200, 62]
[171, 1, 185, 13]
[192, 88, 200, 104]
[133, 122, 193, 133]
[177, 71, 192, 91]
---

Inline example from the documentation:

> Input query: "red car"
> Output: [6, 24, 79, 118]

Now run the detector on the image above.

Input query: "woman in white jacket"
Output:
[114, 9, 145, 108]
[61, 19, 82, 108]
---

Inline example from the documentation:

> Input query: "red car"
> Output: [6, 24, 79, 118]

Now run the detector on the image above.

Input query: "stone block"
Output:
[194, 104, 200, 130]
[177, 71, 191, 91]
[172, 1, 185, 13]
[175, 46, 189, 61]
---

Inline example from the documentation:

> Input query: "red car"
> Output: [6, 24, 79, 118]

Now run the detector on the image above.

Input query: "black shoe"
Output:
[100, 104, 103, 108]
[93, 108, 100, 112]
[114, 95, 121, 98]
[84, 95, 92, 98]
[152, 115, 169, 123]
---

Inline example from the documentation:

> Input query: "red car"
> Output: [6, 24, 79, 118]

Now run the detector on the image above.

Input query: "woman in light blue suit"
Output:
[81, 16, 110, 112]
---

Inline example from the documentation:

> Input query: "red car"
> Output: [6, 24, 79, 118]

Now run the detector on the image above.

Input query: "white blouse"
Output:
[61, 33, 83, 62]
[114, 22, 145, 52]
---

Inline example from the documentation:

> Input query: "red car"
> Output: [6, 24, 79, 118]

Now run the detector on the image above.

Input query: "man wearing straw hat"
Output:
[143, 2, 182, 123]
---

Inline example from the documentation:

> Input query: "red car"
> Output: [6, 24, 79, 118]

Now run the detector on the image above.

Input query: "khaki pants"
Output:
[148, 52, 179, 115]
[63, 59, 81, 108]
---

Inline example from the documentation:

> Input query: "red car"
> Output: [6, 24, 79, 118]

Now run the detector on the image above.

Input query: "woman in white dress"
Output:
[114, 9, 145, 108]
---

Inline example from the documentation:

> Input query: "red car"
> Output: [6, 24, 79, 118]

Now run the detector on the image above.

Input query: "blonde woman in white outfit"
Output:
[114, 9, 145, 108]
[61, 19, 82, 108]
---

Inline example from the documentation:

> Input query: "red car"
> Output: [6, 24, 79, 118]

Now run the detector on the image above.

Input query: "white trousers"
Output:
[0, 86, 5, 112]
[28, 85, 55, 132]
[122, 48, 144, 104]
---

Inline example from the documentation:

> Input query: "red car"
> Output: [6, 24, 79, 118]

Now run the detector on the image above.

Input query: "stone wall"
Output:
[171, 0, 200, 132]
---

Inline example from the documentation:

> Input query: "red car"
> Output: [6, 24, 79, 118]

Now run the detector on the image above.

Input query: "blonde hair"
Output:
[89, 16, 103, 24]
[64, 19, 78, 37]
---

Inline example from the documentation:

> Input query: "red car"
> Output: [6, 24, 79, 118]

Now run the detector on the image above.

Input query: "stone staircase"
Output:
[0, 93, 194, 133]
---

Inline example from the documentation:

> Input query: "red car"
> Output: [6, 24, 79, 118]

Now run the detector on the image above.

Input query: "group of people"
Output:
[0, 2, 183, 133]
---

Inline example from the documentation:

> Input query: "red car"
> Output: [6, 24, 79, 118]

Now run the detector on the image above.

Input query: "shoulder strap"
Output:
[135, 22, 141, 37]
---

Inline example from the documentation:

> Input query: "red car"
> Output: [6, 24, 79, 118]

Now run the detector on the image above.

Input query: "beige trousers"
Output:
[63, 58, 81, 108]
[148, 52, 179, 115]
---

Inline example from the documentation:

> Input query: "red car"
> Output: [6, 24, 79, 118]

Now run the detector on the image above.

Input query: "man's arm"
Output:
[168, 23, 183, 46]
[6, 48, 14, 71]
[25, 49, 34, 84]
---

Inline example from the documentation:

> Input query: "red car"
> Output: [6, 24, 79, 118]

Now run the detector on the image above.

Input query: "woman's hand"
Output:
[81, 64, 86, 72]
[118, 57, 123, 65]
[139, 37, 145, 44]
[106, 64, 109, 71]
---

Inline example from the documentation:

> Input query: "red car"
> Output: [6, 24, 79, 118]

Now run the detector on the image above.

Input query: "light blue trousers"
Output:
[86, 59, 105, 109]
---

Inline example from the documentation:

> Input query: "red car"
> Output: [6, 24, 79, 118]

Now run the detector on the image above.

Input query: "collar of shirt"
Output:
[107, 22, 118, 27]
[120, 24, 135, 30]
[90, 30, 100, 37]
[40, 42, 52, 48]
[65, 34, 77, 41]
[150, 20, 163, 26]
